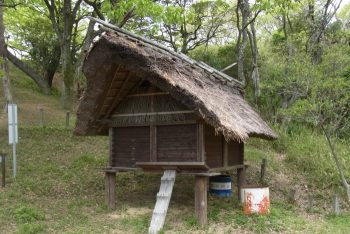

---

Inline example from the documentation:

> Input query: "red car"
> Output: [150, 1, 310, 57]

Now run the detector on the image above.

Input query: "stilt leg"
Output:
[195, 176, 207, 226]
[105, 172, 116, 210]
[237, 167, 246, 201]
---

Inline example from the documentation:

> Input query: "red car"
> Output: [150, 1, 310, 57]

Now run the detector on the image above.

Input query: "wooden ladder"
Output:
[149, 170, 176, 234]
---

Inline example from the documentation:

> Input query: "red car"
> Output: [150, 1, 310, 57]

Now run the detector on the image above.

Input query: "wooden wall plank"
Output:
[150, 126, 157, 162]
[197, 123, 205, 162]
[227, 141, 244, 165]
[204, 124, 223, 168]
[223, 137, 228, 167]
[157, 124, 197, 162]
[109, 128, 113, 166]
[111, 127, 150, 167]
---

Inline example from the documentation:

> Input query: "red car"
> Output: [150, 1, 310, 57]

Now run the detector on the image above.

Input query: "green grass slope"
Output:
[0, 67, 349, 233]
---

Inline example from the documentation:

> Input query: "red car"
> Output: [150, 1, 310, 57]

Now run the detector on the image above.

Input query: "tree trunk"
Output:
[61, 43, 74, 109]
[0, 1, 12, 104]
[60, 0, 75, 109]
[247, 21, 260, 103]
[7, 50, 51, 94]
[236, 0, 250, 86]
[74, 20, 96, 98]
[323, 127, 350, 203]
[45, 44, 61, 88]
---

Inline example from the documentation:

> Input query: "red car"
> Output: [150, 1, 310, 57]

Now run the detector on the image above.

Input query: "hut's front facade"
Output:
[75, 21, 277, 228]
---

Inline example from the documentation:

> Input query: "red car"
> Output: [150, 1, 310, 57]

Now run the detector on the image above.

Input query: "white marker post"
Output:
[8, 104, 18, 178]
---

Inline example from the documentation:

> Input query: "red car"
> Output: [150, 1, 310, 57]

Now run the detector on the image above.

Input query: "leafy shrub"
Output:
[14, 205, 45, 223]
[16, 223, 46, 234]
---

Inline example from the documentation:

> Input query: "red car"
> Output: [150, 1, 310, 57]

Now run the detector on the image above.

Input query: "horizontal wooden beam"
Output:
[127, 92, 169, 97]
[209, 164, 249, 173]
[111, 110, 195, 118]
[109, 120, 197, 127]
[180, 172, 220, 177]
[99, 167, 141, 172]
[136, 162, 209, 171]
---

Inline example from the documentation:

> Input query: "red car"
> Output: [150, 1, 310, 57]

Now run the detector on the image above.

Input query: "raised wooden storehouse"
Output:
[74, 21, 277, 228]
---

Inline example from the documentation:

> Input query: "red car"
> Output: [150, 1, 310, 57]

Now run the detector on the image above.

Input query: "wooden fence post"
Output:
[195, 175, 207, 226]
[288, 189, 296, 204]
[65, 111, 70, 128]
[307, 194, 313, 211]
[333, 194, 340, 215]
[39, 108, 44, 127]
[260, 158, 267, 183]
[1, 154, 5, 187]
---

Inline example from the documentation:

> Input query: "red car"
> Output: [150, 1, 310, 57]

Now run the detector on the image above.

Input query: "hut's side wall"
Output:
[111, 81, 196, 127]
[110, 124, 199, 167]
[204, 124, 244, 169]
[204, 125, 223, 168]
[157, 124, 198, 162]
[227, 141, 244, 166]
[111, 127, 150, 167]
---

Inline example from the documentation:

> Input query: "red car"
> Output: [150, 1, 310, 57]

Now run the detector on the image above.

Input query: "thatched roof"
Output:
[74, 23, 277, 142]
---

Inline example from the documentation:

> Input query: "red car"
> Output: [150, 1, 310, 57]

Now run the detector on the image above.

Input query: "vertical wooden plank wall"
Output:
[204, 125, 223, 167]
[109, 128, 113, 166]
[223, 138, 228, 167]
[197, 123, 205, 162]
[150, 126, 157, 162]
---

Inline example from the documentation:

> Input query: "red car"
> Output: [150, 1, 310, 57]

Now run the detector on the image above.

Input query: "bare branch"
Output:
[118, 6, 135, 28]
[83, 0, 105, 20]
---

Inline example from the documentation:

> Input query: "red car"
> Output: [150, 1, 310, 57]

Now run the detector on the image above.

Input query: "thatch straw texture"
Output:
[75, 32, 277, 141]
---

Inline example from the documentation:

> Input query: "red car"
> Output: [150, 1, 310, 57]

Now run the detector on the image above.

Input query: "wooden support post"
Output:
[1, 155, 5, 187]
[195, 175, 207, 226]
[237, 167, 246, 201]
[307, 194, 313, 211]
[105, 172, 116, 210]
[333, 194, 340, 215]
[65, 111, 70, 128]
[39, 108, 44, 127]
[260, 158, 267, 183]
[288, 189, 296, 204]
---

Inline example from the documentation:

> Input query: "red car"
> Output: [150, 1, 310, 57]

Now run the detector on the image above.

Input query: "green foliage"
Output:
[16, 223, 47, 234]
[184, 215, 199, 228]
[281, 45, 350, 139]
[5, 2, 60, 73]
[117, 215, 150, 233]
[127, 0, 233, 53]
[223, 202, 307, 233]
[189, 42, 254, 79]
[272, 124, 350, 187]
[102, 0, 163, 23]
[14, 205, 45, 223]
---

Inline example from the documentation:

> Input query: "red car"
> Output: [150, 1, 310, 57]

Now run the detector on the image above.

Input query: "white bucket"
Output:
[240, 186, 270, 215]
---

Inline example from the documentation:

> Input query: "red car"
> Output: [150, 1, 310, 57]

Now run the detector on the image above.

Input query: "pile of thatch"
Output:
[75, 30, 277, 142]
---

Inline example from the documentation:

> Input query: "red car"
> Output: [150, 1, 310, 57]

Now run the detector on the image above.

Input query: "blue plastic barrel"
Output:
[209, 175, 232, 197]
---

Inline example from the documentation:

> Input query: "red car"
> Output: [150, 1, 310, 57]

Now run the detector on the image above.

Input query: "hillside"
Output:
[0, 67, 350, 234]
